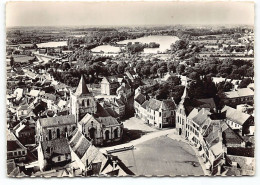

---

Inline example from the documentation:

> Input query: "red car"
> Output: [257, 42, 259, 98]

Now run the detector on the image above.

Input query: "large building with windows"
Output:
[36, 115, 77, 143]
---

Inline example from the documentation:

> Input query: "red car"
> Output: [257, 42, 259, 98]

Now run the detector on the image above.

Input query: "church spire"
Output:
[74, 75, 90, 96]
[180, 79, 189, 104]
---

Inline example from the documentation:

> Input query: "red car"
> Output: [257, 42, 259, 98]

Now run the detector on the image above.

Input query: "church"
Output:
[70, 75, 123, 146]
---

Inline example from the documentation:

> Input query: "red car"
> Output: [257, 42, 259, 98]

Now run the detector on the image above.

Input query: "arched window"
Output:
[65, 127, 67, 133]
[114, 128, 118, 138]
[89, 128, 96, 140]
[49, 130, 52, 140]
[105, 130, 110, 140]
[57, 128, 60, 139]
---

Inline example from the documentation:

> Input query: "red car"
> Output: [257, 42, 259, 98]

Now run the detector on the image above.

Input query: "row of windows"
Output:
[7, 150, 26, 157]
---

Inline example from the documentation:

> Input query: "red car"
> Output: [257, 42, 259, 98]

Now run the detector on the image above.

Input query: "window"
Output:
[58, 156, 61, 161]
[87, 99, 90, 106]
[159, 112, 161, 117]
[57, 128, 60, 139]
[18, 151, 21, 155]
[14, 152, 17, 156]
[22, 151, 25, 155]
[49, 130, 52, 140]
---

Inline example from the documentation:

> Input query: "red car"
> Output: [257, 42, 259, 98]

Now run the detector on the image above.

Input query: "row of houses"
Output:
[175, 85, 255, 175]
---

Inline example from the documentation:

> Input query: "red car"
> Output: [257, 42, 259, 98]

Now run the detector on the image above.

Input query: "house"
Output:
[222, 106, 254, 136]
[7, 130, 27, 162]
[41, 93, 58, 109]
[134, 93, 146, 118]
[100, 77, 120, 96]
[13, 120, 35, 145]
[38, 138, 71, 171]
[176, 85, 217, 136]
[116, 82, 132, 99]
[68, 129, 106, 175]
[69, 129, 132, 176]
[36, 115, 76, 143]
[146, 98, 176, 128]
[223, 88, 254, 107]
[16, 104, 30, 120]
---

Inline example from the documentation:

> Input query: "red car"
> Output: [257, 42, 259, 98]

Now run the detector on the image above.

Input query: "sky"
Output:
[6, 1, 254, 27]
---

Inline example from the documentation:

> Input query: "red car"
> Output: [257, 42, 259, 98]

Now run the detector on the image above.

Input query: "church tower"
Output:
[70, 75, 97, 123]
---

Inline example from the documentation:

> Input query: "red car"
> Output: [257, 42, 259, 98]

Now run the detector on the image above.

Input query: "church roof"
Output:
[74, 75, 90, 96]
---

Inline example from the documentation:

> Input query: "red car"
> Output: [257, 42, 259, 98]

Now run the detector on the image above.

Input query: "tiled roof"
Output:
[192, 108, 211, 126]
[96, 116, 120, 126]
[222, 105, 251, 126]
[42, 93, 57, 101]
[134, 93, 146, 105]
[222, 124, 244, 145]
[224, 88, 254, 98]
[147, 99, 162, 111]
[41, 138, 70, 159]
[69, 130, 96, 161]
[7, 130, 26, 152]
[187, 108, 199, 119]
[74, 75, 90, 96]
[141, 100, 149, 109]
[161, 99, 176, 110]
[39, 115, 76, 128]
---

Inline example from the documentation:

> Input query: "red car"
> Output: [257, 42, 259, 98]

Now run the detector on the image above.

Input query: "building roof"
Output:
[192, 108, 211, 126]
[134, 93, 146, 105]
[224, 88, 254, 98]
[187, 108, 199, 119]
[7, 130, 26, 152]
[74, 75, 90, 96]
[41, 138, 70, 159]
[222, 105, 251, 126]
[141, 100, 149, 109]
[147, 99, 162, 111]
[69, 129, 107, 168]
[222, 124, 244, 145]
[161, 99, 176, 111]
[29, 89, 41, 97]
[38, 115, 76, 128]
[42, 93, 57, 101]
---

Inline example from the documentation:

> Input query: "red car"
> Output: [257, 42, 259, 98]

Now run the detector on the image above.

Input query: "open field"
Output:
[113, 136, 204, 176]
[13, 55, 35, 63]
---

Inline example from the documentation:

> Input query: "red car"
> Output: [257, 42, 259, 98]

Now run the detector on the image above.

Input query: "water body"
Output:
[117, 35, 179, 53]
[37, 41, 67, 48]
[91, 35, 179, 54]
[91, 45, 122, 53]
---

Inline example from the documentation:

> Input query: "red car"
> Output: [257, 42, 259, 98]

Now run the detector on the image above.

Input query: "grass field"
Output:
[114, 136, 204, 176]
[13, 55, 35, 63]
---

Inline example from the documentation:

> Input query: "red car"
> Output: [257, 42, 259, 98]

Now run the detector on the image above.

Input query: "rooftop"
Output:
[39, 115, 76, 128]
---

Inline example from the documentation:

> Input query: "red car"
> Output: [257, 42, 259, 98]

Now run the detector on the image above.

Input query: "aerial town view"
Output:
[5, 1, 255, 177]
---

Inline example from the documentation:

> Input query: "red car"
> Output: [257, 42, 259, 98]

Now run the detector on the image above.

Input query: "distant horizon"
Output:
[6, 1, 254, 27]
[6, 23, 254, 29]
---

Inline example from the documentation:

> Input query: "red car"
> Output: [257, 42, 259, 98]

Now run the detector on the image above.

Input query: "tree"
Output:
[217, 81, 234, 92]
[188, 71, 200, 81]
[167, 62, 176, 73]
[238, 78, 252, 88]
[167, 75, 181, 86]
[176, 64, 185, 75]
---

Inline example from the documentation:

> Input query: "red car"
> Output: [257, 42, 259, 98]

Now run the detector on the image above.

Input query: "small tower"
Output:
[71, 75, 97, 123]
